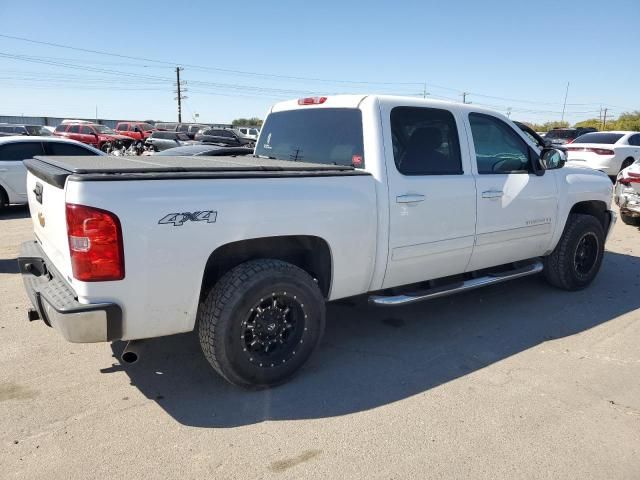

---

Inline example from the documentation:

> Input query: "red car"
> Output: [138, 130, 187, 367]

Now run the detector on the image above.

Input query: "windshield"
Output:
[255, 108, 364, 166]
[249, 128, 259, 135]
[25, 125, 52, 136]
[139, 123, 154, 131]
[177, 133, 190, 141]
[545, 129, 576, 140]
[572, 132, 624, 144]
[94, 125, 116, 134]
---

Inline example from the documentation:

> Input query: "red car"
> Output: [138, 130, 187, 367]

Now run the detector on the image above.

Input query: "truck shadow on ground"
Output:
[0, 205, 29, 220]
[111, 250, 640, 428]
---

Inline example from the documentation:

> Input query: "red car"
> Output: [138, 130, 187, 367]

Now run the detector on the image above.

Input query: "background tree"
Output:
[232, 117, 263, 127]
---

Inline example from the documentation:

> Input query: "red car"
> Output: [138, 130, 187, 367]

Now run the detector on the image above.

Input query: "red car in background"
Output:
[114, 121, 156, 141]
[53, 123, 134, 152]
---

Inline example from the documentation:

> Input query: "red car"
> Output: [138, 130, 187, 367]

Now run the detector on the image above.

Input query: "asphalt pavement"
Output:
[1, 205, 639, 479]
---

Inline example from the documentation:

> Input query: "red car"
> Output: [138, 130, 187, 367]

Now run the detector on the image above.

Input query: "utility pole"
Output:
[422, 82, 429, 99]
[506, 107, 512, 118]
[174, 67, 187, 123]
[560, 82, 569, 123]
[598, 105, 602, 129]
[462, 92, 469, 104]
[603, 108, 608, 130]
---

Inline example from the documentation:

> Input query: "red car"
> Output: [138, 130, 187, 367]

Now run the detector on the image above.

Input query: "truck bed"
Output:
[26, 155, 368, 188]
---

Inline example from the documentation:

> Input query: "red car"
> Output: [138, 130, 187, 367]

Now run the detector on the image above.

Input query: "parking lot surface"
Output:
[1, 205, 639, 479]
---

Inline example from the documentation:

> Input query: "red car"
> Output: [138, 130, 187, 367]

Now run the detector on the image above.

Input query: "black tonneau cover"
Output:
[26, 155, 369, 188]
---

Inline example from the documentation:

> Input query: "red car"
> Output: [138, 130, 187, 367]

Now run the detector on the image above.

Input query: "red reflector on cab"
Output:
[66, 203, 125, 281]
[298, 96, 327, 105]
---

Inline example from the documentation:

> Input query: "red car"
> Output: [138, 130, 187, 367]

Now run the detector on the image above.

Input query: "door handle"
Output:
[396, 194, 425, 204]
[481, 190, 504, 199]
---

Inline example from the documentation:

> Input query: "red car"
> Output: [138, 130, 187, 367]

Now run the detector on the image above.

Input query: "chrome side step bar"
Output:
[369, 261, 543, 307]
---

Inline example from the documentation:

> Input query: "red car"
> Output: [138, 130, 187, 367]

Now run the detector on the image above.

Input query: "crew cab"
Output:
[18, 95, 615, 388]
[114, 122, 156, 142]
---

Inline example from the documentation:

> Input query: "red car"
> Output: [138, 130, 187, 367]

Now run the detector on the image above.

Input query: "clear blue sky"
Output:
[0, 0, 638, 125]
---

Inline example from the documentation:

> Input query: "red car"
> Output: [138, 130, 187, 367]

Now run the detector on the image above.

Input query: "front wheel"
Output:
[198, 259, 325, 388]
[543, 213, 605, 291]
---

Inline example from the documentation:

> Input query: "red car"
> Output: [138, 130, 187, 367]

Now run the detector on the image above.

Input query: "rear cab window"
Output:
[255, 108, 364, 167]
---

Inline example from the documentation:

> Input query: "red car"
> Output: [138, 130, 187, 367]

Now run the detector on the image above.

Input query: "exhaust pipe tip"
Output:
[121, 340, 143, 364]
[121, 350, 139, 364]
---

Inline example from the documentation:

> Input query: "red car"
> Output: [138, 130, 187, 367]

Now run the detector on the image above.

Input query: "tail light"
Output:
[619, 171, 640, 185]
[565, 147, 614, 155]
[298, 96, 327, 105]
[66, 203, 125, 281]
[591, 148, 615, 155]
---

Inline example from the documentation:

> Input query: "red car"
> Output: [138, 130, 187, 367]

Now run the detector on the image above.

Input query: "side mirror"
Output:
[540, 148, 566, 170]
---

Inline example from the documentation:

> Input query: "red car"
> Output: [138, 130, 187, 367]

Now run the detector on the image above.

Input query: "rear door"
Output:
[381, 103, 477, 288]
[465, 112, 558, 271]
[0, 141, 45, 203]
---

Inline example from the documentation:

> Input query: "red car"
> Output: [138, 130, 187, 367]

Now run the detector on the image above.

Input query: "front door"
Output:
[382, 103, 477, 289]
[465, 112, 558, 271]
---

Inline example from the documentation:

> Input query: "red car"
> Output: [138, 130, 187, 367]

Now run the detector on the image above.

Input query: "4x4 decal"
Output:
[158, 211, 217, 226]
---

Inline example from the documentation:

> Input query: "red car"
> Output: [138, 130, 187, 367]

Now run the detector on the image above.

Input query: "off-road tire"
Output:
[543, 213, 605, 291]
[198, 259, 325, 388]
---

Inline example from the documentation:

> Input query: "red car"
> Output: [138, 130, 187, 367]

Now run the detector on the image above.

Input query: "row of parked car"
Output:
[0, 120, 261, 154]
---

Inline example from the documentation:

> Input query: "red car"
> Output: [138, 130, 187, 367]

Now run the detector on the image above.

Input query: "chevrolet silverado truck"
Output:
[18, 95, 616, 388]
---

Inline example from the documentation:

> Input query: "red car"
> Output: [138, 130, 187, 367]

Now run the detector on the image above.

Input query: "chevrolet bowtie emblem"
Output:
[38, 212, 45, 227]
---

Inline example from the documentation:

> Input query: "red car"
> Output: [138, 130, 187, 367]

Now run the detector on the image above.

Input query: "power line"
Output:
[0, 34, 636, 117]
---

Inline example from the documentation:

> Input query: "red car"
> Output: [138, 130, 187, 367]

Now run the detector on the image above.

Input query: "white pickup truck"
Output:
[19, 95, 616, 388]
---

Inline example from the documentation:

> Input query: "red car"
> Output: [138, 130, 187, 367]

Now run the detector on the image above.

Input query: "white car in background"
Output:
[565, 131, 640, 178]
[234, 127, 260, 141]
[0, 136, 104, 210]
[614, 159, 640, 226]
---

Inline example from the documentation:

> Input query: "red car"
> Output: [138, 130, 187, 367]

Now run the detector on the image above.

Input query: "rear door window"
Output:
[0, 142, 46, 161]
[255, 108, 364, 166]
[390, 106, 463, 175]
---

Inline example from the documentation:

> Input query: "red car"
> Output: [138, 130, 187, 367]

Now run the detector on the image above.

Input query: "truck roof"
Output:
[270, 94, 510, 119]
[26, 155, 369, 188]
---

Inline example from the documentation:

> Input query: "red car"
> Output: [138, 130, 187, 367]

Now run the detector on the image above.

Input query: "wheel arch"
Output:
[199, 235, 333, 302]
[569, 200, 609, 231]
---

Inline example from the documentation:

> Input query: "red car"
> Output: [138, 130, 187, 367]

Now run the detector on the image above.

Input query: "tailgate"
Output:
[25, 170, 73, 282]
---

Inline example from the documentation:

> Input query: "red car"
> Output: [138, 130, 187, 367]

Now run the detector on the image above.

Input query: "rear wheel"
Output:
[620, 213, 640, 226]
[543, 214, 605, 291]
[198, 259, 325, 388]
